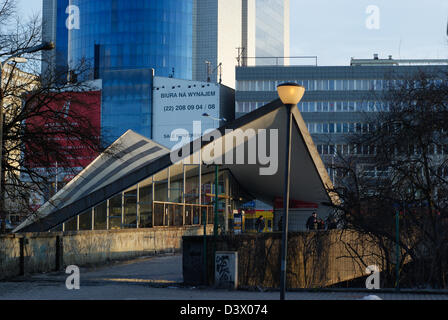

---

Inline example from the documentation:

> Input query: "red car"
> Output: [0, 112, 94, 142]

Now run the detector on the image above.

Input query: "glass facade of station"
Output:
[54, 166, 250, 232]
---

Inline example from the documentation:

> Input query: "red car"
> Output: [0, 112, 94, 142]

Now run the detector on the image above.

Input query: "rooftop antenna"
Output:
[236, 47, 246, 67]
[205, 60, 212, 82]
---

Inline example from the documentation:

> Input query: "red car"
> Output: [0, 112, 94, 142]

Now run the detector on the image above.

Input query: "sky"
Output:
[17, 0, 448, 66]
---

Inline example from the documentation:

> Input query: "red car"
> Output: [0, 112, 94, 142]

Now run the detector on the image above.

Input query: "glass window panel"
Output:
[322, 102, 328, 112]
[308, 80, 314, 91]
[303, 102, 308, 112]
[329, 123, 335, 133]
[185, 165, 200, 204]
[317, 102, 322, 112]
[349, 101, 355, 111]
[329, 80, 335, 91]
[316, 123, 322, 133]
[124, 189, 137, 229]
[336, 102, 342, 112]
[64, 217, 77, 232]
[329, 102, 335, 112]
[349, 80, 355, 90]
[139, 183, 153, 228]
[323, 80, 329, 91]
[109, 194, 122, 230]
[336, 80, 343, 90]
[79, 209, 92, 231]
[94, 201, 107, 230]
[349, 123, 355, 133]
[336, 123, 342, 133]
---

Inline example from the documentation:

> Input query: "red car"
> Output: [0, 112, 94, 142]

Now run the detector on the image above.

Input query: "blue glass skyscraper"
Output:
[47, 0, 193, 142]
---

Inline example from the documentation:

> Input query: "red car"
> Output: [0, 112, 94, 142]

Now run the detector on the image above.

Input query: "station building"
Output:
[14, 99, 338, 233]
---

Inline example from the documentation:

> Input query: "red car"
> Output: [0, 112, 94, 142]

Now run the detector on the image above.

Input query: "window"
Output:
[349, 123, 355, 133]
[308, 102, 315, 112]
[124, 189, 137, 228]
[349, 80, 355, 90]
[336, 123, 342, 133]
[343, 123, 349, 133]
[323, 80, 329, 91]
[349, 101, 355, 111]
[329, 102, 335, 112]
[307, 123, 314, 133]
[308, 80, 315, 91]
[329, 123, 335, 133]
[336, 80, 343, 90]
[79, 209, 92, 231]
[336, 102, 342, 112]
[317, 102, 322, 112]
[322, 101, 328, 112]
[109, 194, 122, 230]
[302, 102, 308, 112]
[329, 80, 335, 91]
[94, 201, 108, 230]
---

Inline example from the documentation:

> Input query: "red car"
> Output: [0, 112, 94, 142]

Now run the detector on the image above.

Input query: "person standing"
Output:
[255, 215, 265, 233]
[306, 212, 320, 231]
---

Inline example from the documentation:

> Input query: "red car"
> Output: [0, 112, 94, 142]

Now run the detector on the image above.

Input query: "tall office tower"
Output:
[192, 0, 242, 88]
[193, 0, 290, 88]
[43, 0, 193, 142]
[241, 0, 290, 67]
[41, 0, 69, 81]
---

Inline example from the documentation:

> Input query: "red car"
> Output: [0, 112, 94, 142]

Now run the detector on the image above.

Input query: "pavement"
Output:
[1, 254, 448, 300]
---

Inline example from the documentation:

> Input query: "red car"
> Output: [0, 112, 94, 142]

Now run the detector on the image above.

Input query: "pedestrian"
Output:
[306, 212, 320, 231]
[255, 215, 265, 233]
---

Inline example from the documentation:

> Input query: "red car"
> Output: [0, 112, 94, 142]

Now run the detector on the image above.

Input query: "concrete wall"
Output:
[183, 230, 382, 288]
[0, 225, 212, 281]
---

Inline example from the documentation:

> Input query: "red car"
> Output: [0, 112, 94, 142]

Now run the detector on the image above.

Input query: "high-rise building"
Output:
[42, 0, 289, 142]
[192, 0, 290, 87]
[235, 55, 448, 180]
[241, 0, 290, 66]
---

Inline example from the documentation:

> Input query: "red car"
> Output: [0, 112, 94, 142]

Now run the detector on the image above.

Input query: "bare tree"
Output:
[0, 0, 110, 232]
[328, 69, 448, 288]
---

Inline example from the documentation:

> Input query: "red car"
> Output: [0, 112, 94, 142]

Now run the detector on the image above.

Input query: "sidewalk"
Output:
[1, 254, 447, 300]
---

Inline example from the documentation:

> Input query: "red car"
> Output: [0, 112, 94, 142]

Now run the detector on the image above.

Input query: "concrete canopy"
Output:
[15, 99, 337, 233]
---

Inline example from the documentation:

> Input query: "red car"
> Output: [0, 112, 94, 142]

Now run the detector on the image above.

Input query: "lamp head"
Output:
[276, 82, 305, 105]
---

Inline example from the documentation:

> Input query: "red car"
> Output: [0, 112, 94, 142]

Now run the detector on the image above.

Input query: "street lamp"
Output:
[202, 112, 227, 236]
[277, 82, 305, 300]
[0, 41, 54, 233]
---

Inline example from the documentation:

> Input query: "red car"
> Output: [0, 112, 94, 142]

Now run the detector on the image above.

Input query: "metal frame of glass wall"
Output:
[59, 164, 243, 232]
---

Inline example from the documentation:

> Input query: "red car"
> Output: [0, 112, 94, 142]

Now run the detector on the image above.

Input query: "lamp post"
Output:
[202, 112, 226, 236]
[201, 112, 226, 285]
[276, 83, 305, 300]
[0, 41, 55, 233]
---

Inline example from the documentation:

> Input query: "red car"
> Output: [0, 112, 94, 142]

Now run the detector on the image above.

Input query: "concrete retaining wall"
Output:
[0, 225, 212, 280]
[183, 230, 382, 288]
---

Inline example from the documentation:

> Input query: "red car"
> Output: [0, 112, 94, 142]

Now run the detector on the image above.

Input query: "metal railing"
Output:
[153, 201, 213, 227]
